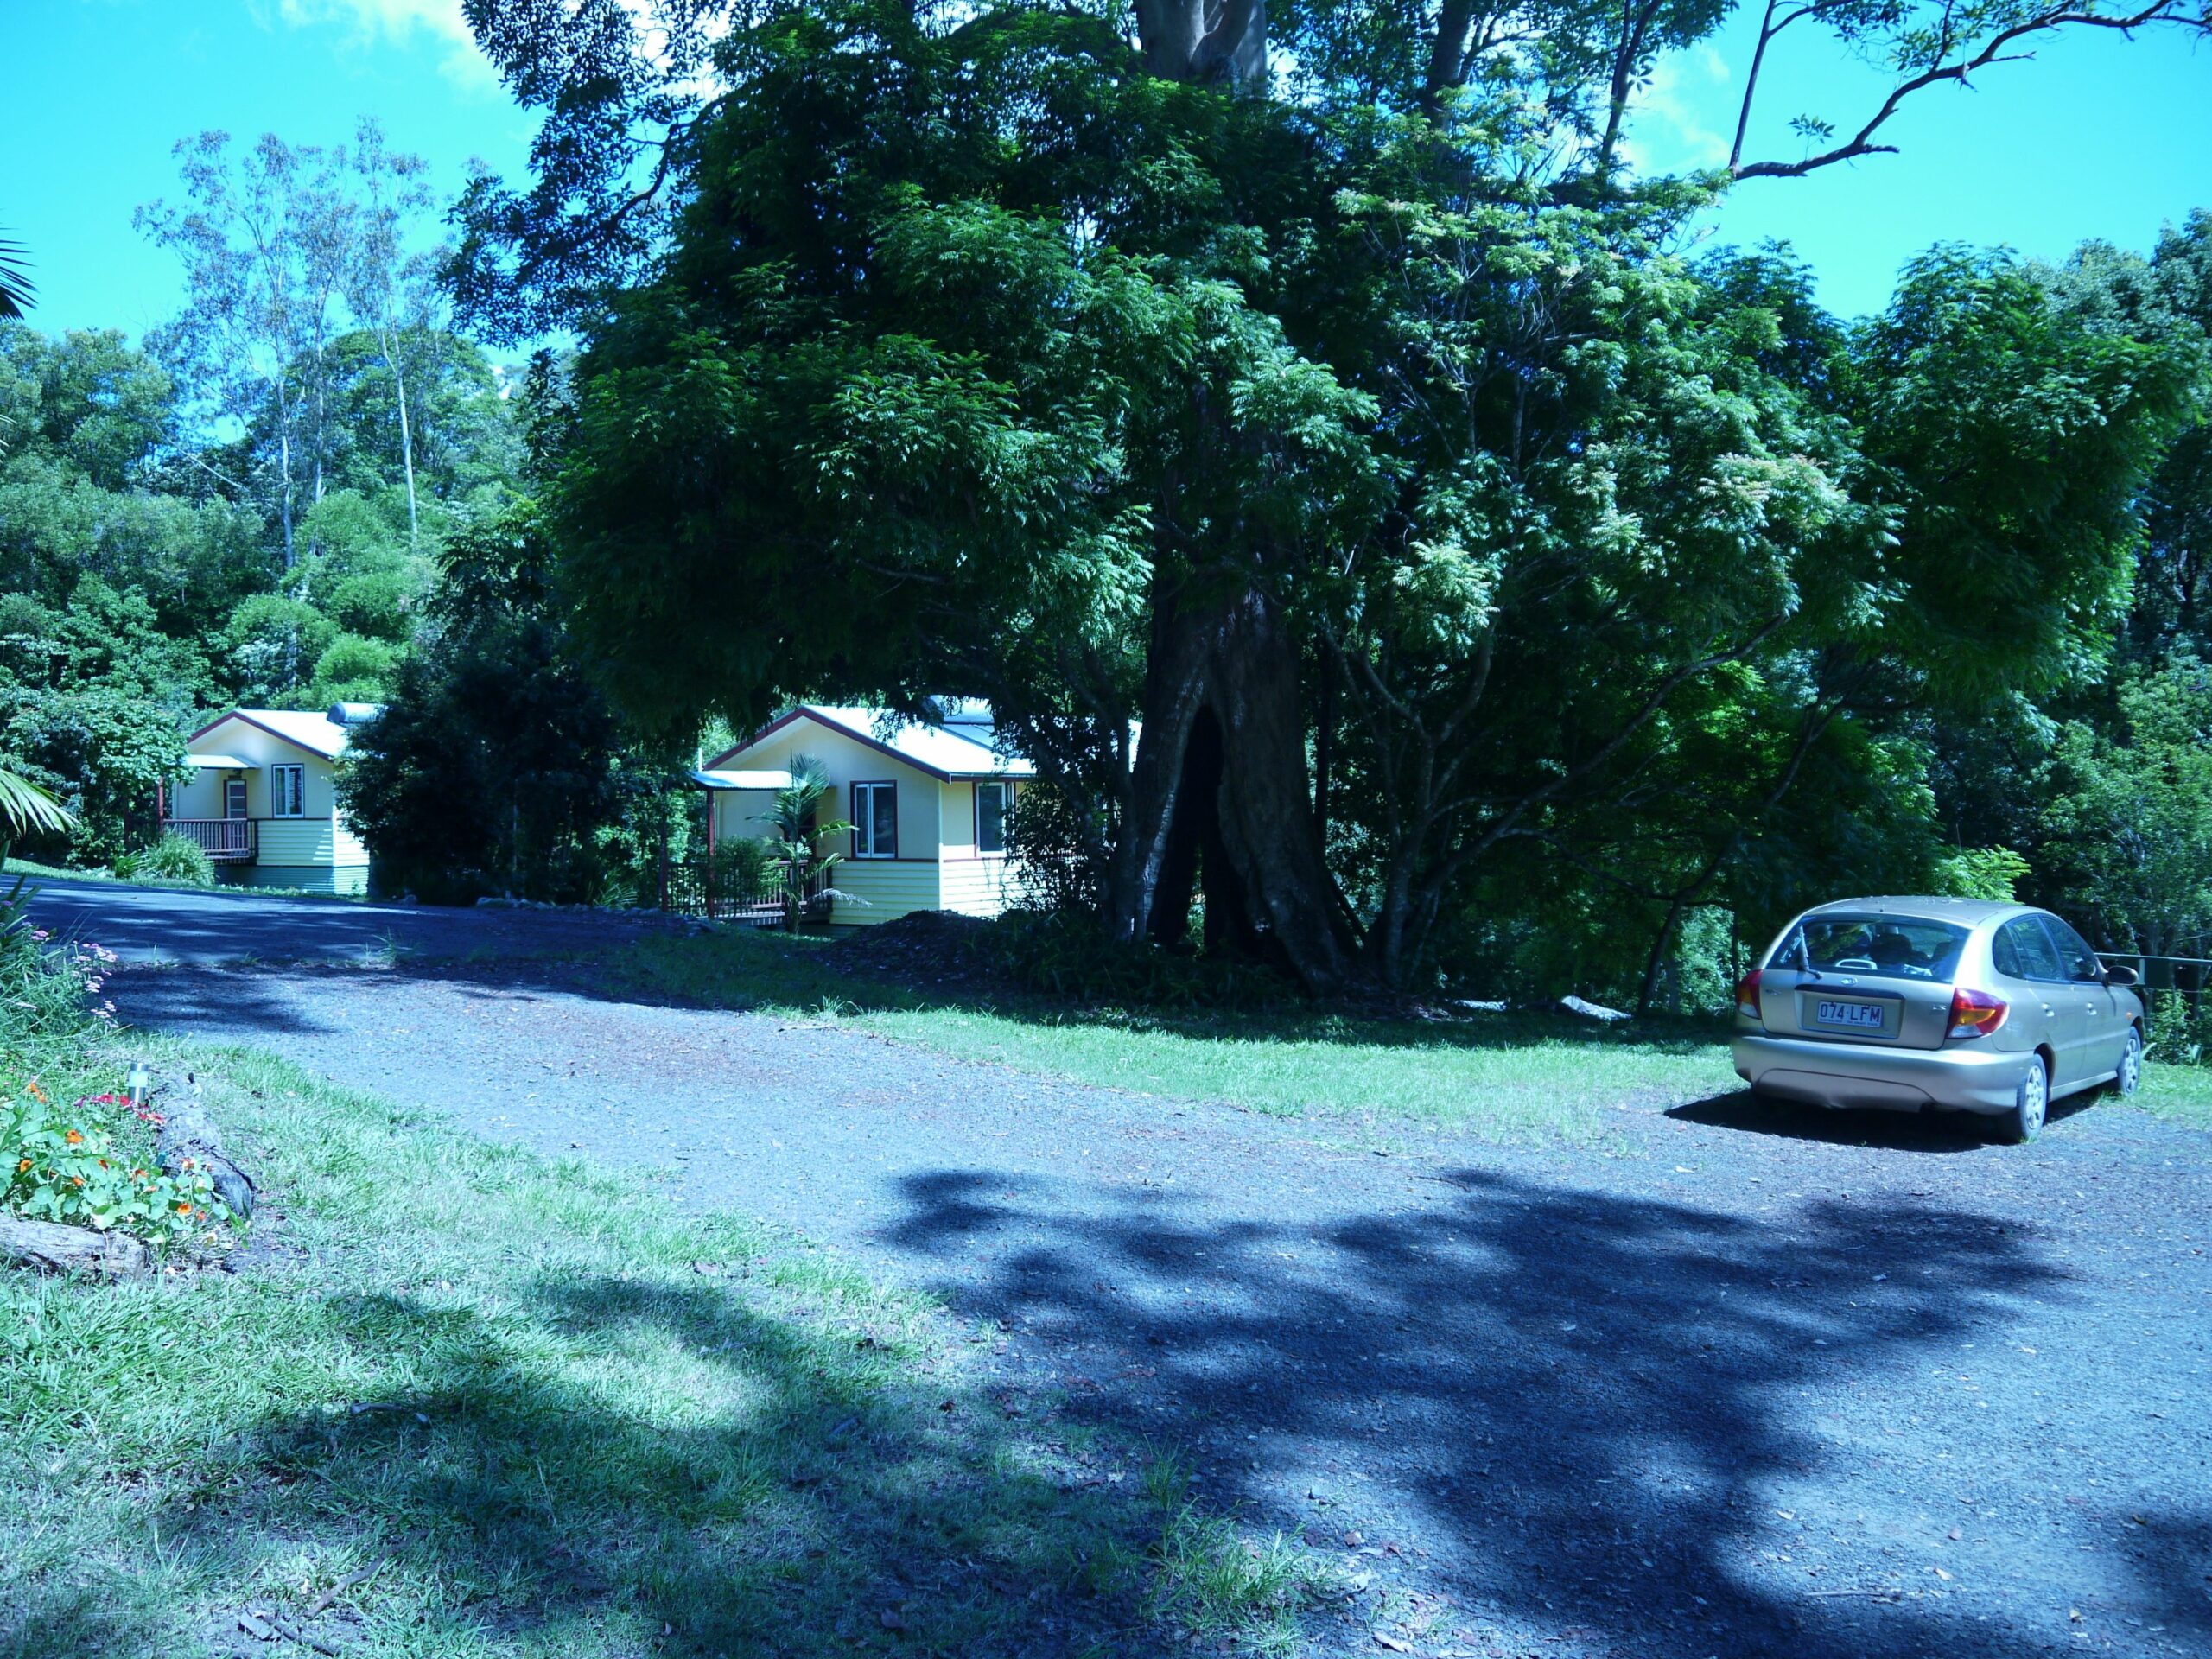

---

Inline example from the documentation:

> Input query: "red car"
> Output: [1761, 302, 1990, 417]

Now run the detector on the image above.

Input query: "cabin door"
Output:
[225, 778, 248, 820]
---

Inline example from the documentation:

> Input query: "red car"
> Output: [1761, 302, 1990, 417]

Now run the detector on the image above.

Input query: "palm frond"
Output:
[0, 234, 35, 321]
[0, 768, 72, 837]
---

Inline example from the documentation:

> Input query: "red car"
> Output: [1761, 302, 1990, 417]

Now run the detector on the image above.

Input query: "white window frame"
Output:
[975, 780, 1014, 857]
[851, 780, 897, 859]
[270, 763, 307, 819]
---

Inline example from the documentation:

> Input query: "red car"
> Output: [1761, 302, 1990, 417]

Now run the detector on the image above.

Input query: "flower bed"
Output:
[0, 916, 239, 1265]
[3, 1080, 229, 1249]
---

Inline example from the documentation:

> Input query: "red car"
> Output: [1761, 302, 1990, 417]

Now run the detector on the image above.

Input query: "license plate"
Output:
[1815, 999, 1886, 1032]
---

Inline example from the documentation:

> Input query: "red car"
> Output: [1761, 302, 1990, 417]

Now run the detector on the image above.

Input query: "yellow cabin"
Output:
[162, 705, 375, 894]
[696, 705, 1033, 925]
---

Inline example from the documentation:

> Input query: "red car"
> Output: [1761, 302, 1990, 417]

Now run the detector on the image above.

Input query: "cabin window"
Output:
[270, 764, 306, 819]
[976, 780, 1013, 855]
[852, 781, 897, 858]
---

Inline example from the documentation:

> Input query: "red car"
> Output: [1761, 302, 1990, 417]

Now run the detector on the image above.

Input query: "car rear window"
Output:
[1779, 916, 1968, 982]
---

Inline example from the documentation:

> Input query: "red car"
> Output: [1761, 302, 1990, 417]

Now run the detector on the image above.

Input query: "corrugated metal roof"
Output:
[693, 769, 794, 791]
[183, 753, 254, 769]
[711, 704, 1035, 780]
[189, 709, 353, 760]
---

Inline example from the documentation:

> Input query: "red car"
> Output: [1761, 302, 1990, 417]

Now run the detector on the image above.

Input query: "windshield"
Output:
[1777, 915, 1969, 982]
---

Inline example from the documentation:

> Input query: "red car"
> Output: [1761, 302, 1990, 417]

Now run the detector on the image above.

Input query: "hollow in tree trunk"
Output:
[1103, 573, 1351, 990]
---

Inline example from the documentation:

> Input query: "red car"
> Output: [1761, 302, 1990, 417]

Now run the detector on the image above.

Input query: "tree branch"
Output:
[1735, 3, 2207, 181]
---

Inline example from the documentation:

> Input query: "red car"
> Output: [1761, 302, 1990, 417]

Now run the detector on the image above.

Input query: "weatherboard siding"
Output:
[938, 857, 1020, 918]
[831, 860, 940, 925]
[257, 819, 334, 866]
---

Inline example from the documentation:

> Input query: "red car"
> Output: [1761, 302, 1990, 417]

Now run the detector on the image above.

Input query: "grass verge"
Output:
[2, 1034, 1325, 1659]
[2135, 1060, 2212, 1132]
[605, 929, 1738, 1147]
[2, 858, 361, 901]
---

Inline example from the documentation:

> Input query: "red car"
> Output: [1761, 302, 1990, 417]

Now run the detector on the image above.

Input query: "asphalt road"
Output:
[23, 874, 677, 963]
[52, 880, 2212, 1659]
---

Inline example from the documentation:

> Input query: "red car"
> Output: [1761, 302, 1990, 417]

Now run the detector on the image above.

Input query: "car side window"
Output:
[1991, 925, 2021, 978]
[1998, 917, 2064, 982]
[2041, 915, 2103, 982]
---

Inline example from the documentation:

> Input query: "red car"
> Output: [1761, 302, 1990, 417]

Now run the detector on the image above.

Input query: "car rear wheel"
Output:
[2112, 1026, 2143, 1096]
[2005, 1056, 2049, 1144]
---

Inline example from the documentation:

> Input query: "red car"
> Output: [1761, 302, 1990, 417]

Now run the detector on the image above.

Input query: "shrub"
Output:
[2149, 989, 2212, 1066]
[0, 888, 116, 1050]
[984, 908, 1291, 1010]
[115, 830, 216, 887]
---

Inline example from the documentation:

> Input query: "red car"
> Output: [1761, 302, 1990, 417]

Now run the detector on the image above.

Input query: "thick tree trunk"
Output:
[1135, 0, 1268, 86]
[1103, 573, 1351, 989]
[1102, 0, 1346, 985]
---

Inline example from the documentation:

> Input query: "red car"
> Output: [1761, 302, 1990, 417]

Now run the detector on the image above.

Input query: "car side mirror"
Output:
[2102, 963, 2139, 987]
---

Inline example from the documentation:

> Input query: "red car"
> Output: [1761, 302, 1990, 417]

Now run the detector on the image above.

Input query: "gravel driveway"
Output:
[51, 882, 2212, 1659]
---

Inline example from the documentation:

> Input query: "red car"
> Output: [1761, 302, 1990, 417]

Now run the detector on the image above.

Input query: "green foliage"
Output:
[0, 767, 68, 842]
[0, 681, 188, 868]
[297, 632, 401, 709]
[2037, 656, 2212, 955]
[1, 1083, 228, 1247]
[1935, 847, 2032, 902]
[113, 830, 215, 887]
[1850, 247, 2196, 696]
[0, 899, 225, 1248]
[327, 566, 420, 640]
[0, 145, 524, 881]
[0, 898, 111, 1049]
[337, 512, 631, 903]
[222, 594, 335, 705]
[500, 3, 2193, 997]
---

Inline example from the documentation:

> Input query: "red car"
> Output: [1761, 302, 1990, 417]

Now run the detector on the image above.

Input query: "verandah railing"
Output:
[162, 818, 256, 861]
[661, 858, 835, 927]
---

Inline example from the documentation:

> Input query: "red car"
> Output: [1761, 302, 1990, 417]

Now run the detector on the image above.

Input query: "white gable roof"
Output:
[191, 708, 353, 761]
[712, 704, 1034, 780]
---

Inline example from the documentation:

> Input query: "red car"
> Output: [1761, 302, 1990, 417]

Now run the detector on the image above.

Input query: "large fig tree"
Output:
[454, 0, 2204, 988]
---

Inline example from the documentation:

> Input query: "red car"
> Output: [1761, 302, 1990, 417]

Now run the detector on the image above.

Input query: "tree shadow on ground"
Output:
[878, 1163, 2197, 1657]
[69, 1273, 1183, 1659]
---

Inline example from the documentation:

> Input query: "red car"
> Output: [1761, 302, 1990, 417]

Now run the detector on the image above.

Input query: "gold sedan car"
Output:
[1731, 898, 2145, 1142]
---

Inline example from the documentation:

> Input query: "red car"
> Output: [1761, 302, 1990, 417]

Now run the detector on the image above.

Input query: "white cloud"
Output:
[271, 0, 500, 92]
[1623, 46, 1736, 177]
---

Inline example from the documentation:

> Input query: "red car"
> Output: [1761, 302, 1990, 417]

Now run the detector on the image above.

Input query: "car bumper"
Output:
[1731, 1031, 2029, 1115]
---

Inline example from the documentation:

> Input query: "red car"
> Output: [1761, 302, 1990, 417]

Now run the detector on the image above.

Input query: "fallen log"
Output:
[0, 1216, 149, 1276]
[151, 1071, 257, 1220]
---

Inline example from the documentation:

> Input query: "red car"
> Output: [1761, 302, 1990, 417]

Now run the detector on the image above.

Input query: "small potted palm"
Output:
[757, 756, 855, 930]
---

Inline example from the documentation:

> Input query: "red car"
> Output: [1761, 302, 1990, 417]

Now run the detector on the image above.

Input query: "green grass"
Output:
[2, 1035, 1325, 1659]
[2135, 1060, 2212, 1131]
[607, 929, 1739, 1147]
[604, 927, 2212, 1147]
[0, 856, 359, 902]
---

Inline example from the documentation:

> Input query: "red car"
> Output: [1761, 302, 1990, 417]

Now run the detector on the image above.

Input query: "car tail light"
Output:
[1947, 987, 2008, 1040]
[1735, 969, 1764, 1023]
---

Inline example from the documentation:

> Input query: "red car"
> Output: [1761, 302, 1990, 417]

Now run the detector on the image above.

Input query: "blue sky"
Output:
[3, 0, 2208, 341]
